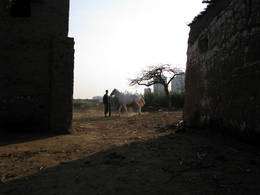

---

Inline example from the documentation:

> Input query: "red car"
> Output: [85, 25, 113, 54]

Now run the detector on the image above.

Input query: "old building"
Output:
[0, 0, 74, 133]
[171, 72, 185, 93]
[144, 88, 151, 95]
[184, 0, 260, 139]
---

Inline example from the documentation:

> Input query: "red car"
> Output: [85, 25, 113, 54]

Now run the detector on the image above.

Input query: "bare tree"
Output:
[129, 64, 183, 109]
[202, 0, 212, 3]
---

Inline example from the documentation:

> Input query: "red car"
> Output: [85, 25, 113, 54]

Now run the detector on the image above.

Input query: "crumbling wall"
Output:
[0, 0, 74, 133]
[184, 0, 260, 138]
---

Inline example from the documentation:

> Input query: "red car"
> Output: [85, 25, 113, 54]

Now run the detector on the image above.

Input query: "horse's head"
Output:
[110, 89, 115, 96]
[110, 89, 117, 96]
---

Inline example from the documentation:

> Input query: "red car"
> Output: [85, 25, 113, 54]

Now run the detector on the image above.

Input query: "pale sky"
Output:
[69, 0, 206, 99]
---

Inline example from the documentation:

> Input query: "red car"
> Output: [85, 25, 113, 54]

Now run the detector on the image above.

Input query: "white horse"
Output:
[110, 89, 145, 116]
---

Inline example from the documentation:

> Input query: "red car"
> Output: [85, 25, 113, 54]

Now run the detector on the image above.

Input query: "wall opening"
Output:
[11, 0, 31, 17]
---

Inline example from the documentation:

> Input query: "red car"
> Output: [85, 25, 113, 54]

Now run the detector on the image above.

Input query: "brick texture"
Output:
[0, 0, 74, 133]
[184, 0, 260, 139]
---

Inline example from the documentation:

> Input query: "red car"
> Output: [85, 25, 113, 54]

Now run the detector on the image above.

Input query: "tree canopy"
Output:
[129, 64, 183, 109]
[129, 64, 182, 87]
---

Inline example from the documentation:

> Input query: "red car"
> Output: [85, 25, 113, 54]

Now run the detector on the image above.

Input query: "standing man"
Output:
[103, 90, 110, 117]
[108, 95, 111, 117]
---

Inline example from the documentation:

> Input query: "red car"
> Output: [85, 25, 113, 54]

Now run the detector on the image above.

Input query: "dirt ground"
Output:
[0, 110, 260, 195]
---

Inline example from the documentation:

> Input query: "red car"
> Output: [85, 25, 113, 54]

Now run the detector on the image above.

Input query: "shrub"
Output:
[144, 92, 185, 109]
[170, 92, 185, 108]
[73, 99, 101, 110]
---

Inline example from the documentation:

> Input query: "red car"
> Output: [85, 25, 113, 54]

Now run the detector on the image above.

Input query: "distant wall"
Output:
[184, 0, 260, 138]
[0, 0, 74, 133]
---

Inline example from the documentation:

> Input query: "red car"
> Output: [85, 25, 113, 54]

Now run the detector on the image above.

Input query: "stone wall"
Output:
[0, 0, 74, 133]
[184, 0, 260, 138]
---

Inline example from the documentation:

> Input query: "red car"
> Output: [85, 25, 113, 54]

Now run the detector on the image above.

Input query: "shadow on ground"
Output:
[1, 130, 260, 195]
[0, 132, 60, 147]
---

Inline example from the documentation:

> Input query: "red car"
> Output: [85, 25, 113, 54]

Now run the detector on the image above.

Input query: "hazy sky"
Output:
[69, 0, 206, 99]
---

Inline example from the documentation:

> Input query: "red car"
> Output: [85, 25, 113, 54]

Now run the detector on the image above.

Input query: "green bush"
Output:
[74, 97, 125, 111]
[144, 92, 185, 109]
[144, 93, 167, 107]
[170, 92, 185, 108]
[73, 99, 101, 110]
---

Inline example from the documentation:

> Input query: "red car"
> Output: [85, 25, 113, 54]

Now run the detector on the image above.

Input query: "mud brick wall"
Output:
[0, 0, 74, 133]
[184, 0, 260, 138]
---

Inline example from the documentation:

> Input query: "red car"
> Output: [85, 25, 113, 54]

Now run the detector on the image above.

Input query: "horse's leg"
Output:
[123, 104, 128, 116]
[138, 104, 142, 115]
[118, 105, 122, 116]
[134, 100, 141, 115]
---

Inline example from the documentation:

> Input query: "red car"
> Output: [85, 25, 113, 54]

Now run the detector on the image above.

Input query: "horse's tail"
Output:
[140, 96, 145, 107]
